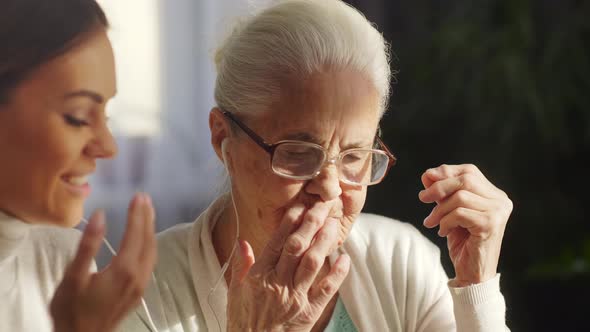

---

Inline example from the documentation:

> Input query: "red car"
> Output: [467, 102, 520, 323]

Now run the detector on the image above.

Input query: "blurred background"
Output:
[90, 0, 589, 331]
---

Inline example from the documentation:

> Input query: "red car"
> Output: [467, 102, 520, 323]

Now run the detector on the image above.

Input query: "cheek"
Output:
[336, 186, 366, 245]
[235, 145, 299, 200]
[232, 152, 308, 231]
[342, 186, 367, 216]
[0, 113, 86, 224]
[35, 123, 87, 224]
[35, 115, 82, 176]
[253, 176, 304, 217]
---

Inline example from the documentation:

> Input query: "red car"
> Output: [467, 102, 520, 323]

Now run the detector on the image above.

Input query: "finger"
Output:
[423, 189, 491, 228]
[253, 204, 306, 270]
[139, 194, 157, 281]
[65, 210, 106, 290]
[437, 207, 490, 238]
[421, 171, 435, 189]
[309, 254, 350, 308]
[118, 193, 148, 262]
[420, 164, 489, 193]
[419, 171, 498, 204]
[419, 176, 461, 203]
[106, 194, 151, 301]
[274, 202, 331, 281]
[231, 239, 255, 288]
[424, 164, 484, 182]
[125, 194, 158, 294]
[293, 219, 338, 291]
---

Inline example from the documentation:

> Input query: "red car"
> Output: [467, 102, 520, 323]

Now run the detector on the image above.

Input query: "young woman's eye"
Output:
[64, 114, 89, 127]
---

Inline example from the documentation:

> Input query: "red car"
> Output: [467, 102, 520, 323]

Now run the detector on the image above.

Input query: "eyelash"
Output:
[64, 114, 89, 127]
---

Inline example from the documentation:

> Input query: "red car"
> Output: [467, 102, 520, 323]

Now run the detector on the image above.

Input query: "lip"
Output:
[61, 174, 92, 198]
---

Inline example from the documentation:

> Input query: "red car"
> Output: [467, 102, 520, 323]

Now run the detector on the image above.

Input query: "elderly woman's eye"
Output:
[63, 114, 89, 127]
[280, 151, 309, 165]
[287, 151, 308, 157]
[343, 152, 365, 163]
[278, 145, 313, 158]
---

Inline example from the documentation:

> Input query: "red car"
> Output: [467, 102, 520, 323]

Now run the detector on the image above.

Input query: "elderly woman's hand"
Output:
[227, 201, 350, 332]
[50, 193, 157, 332]
[419, 164, 512, 287]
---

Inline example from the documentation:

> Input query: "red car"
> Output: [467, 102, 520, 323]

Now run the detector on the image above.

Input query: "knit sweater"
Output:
[121, 194, 510, 332]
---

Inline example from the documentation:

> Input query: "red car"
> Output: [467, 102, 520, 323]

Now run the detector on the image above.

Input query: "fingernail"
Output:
[419, 190, 429, 201]
[423, 210, 434, 226]
[144, 194, 152, 206]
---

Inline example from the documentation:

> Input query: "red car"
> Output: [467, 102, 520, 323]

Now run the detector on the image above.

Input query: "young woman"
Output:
[0, 1, 156, 331]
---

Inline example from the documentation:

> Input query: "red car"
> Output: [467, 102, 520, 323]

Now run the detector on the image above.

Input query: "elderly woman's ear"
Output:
[209, 107, 231, 164]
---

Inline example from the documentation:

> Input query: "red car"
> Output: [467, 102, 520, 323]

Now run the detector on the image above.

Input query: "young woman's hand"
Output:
[50, 193, 157, 332]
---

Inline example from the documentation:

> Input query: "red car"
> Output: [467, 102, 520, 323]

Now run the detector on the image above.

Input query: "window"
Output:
[98, 0, 161, 137]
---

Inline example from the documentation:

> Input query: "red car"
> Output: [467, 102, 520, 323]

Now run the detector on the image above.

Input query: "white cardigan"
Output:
[122, 195, 509, 332]
[0, 211, 82, 332]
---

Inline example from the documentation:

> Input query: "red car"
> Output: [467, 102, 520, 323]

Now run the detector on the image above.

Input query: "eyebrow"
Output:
[63, 90, 104, 103]
[341, 139, 374, 150]
[279, 132, 373, 150]
[279, 132, 326, 146]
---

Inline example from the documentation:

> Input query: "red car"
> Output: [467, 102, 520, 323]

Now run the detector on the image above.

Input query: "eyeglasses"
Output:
[221, 110, 397, 186]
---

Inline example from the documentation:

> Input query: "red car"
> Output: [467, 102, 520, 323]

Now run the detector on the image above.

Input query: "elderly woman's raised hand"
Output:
[419, 164, 512, 287]
[50, 193, 157, 332]
[227, 201, 350, 331]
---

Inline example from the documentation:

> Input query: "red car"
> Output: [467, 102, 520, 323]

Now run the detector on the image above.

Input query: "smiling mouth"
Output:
[61, 175, 89, 186]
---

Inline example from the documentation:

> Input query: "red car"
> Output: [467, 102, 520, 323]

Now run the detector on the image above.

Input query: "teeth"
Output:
[65, 176, 88, 186]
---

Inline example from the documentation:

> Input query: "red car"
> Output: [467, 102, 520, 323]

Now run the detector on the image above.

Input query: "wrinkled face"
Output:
[0, 30, 117, 227]
[225, 69, 381, 245]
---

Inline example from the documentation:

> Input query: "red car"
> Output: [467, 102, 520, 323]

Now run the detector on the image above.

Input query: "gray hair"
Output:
[213, 0, 392, 117]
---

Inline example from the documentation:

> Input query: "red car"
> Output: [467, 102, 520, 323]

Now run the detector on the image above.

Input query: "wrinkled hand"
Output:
[50, 193, 157, 332]
[419, 164, 512, 287]
[227, 201, 350, 332]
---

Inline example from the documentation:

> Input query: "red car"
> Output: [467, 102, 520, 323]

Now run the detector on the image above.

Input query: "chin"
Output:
[44, 204, 84, 228]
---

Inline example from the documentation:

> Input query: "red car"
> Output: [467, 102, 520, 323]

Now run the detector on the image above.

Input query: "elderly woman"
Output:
[126, 0, 512, 331]
[0, 0, 156, 331]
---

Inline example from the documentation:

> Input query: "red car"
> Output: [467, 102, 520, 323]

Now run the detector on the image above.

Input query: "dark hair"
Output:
[0, 0, 108, 103]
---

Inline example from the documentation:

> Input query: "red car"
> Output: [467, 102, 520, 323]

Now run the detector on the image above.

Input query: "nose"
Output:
[85, 122, 118, 159]
[304, 162, 342, 201]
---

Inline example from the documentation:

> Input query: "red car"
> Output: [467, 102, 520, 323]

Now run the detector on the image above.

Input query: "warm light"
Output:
[98, 0, 161, 136]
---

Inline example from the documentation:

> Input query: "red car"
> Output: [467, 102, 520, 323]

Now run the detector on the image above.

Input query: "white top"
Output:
[0, 211, 82, 332]
[122, 194, 510, 332]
